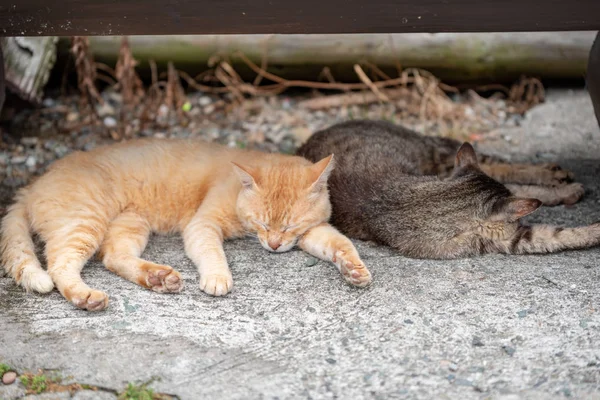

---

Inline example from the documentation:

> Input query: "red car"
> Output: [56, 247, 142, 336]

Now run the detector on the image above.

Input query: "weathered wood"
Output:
[588, 32, 600, 127]
[0, 0, 599, 37]
[0, 41, 5, 113]
[1, 37, 58, 103]
[75, 32, 595, 83]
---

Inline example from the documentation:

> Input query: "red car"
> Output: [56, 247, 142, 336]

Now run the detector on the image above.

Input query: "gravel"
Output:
[0, 87, 526, 203]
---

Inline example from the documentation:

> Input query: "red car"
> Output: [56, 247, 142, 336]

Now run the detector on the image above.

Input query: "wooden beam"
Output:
[0, 42, 5, 113]
[0, 0, 599, 37]
[588, 32, 600, 127]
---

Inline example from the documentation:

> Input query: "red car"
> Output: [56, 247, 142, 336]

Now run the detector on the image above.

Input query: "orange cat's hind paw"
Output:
[67, 288, 109, 311]
[142, 264, 184, 293]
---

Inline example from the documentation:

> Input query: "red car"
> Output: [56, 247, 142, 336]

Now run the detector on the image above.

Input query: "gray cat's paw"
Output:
[559, 183, 585, 205]
[541, 163, 575, 185]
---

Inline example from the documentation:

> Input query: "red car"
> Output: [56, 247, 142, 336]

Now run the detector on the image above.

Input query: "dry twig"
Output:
[114, 37, 145, 107]
[71, 36, 103, 107]
[353, 64, 390, 102]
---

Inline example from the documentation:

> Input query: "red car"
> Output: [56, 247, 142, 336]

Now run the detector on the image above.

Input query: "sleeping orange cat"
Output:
[1, 139, 371, 311]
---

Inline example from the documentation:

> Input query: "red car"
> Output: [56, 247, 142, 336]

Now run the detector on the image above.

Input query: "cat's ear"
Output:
[454, 142, 480, 170]
[495, 197, 542, 221]
[231, 162, 259, 190]
[309, 154, 335, 193]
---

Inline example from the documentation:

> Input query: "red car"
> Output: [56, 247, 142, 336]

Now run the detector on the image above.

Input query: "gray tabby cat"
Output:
[297, 120, 599, 259]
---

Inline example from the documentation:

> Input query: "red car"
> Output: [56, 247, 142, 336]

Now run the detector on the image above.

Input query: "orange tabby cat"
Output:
[1, 138, 372, 311]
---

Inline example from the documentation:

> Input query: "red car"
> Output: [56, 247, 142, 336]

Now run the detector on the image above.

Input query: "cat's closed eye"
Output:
[255, 221, 269, 230]
[282, 224, 298, 233]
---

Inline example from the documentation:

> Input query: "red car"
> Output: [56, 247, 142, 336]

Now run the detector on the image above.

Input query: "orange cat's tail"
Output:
[0, 194, 54, 293]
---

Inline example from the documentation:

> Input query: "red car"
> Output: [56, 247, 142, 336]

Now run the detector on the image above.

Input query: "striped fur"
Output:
[297, 120, 598, 259]
[1, 138, 371, 311]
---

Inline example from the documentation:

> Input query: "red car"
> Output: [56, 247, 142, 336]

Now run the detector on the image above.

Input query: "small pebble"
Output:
[10, 156, 27, 164]
[448, 363, 458, 372]
[97, 102, 116, 117]
[281, 98, 292, 109]
[42, 98, 55, 107]
[83, 142, 96, 152]
[455, 378, 473, 387]
[66, 112, 79, 122]
[560, 387, 572, 397]
[158, 104, 169, 117]
[25, 156, 36, 168]
[53, 145, 70, 158]
[2, 371, 16, 385]
[325, 358, 337, 365]
[502, 345, 516, 356]
[472, 336, 485, 347]
[20, 137, 38, 146]
[198, 96, 212, 106]
[303, 256, 319, 267]
[103, 116, 118, 128]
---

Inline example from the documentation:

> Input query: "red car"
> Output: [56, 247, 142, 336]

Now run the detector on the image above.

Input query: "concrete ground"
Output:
[1, 89, 599, 399]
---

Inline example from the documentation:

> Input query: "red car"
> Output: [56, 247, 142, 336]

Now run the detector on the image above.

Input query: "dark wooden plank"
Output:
[0, 0, 599, 37]
[588, 32, 600, 127]
[0, 42, 5, 113]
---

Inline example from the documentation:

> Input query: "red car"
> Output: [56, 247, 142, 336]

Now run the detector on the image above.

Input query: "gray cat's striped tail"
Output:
[0, 193, 54, 293]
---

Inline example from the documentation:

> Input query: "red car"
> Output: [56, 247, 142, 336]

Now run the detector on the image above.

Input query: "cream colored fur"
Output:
[1, 138, 371, 311]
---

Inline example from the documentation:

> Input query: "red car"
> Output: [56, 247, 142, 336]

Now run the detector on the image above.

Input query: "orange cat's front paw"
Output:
[143, 264, 183, 293]
[200, 273, 233, 296]
[65, 288, 109, 311]
[334, 250, 372, 288]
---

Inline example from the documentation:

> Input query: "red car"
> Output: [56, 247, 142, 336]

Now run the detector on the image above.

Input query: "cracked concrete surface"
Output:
[1, 89, 599, 399]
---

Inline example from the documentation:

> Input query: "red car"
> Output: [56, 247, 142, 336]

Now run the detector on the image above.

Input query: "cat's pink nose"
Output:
[268, 239, 281, 250]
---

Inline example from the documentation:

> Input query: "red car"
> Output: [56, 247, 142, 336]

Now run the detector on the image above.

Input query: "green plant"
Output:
[19, 371, 62, 394]
[119, 382, 156, 400]
[0, 363, 13, 376]
[20, 374, 48, 394]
